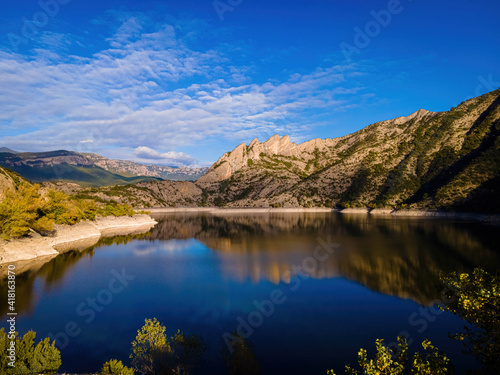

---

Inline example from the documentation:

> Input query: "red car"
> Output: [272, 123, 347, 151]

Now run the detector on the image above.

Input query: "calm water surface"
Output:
[1, 212, 499, 374]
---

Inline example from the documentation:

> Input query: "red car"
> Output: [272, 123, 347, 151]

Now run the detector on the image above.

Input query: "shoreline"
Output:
[3, 207, 497, 276]
[146, 207, 500, 222]
[0, 214, 157, 276]
[148, 207, 338, 214]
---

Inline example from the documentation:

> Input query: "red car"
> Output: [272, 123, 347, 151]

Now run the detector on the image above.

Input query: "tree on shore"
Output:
[439, 268, 500, 374]
[128, 318, 206, 375]
[327, 336, 451, 375]
[101, 358, 134, 375]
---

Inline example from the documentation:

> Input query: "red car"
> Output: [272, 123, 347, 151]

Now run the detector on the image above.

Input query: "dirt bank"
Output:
[0, 215, 157, 276]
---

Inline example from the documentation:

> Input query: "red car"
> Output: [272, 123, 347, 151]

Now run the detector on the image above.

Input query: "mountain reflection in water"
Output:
[143, 213, 499, 305]
[1, 212, 499, 374]
[2, 212, 499, 317]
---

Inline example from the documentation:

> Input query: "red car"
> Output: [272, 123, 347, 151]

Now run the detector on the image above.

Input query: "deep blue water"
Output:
[1, 212, 499, 374]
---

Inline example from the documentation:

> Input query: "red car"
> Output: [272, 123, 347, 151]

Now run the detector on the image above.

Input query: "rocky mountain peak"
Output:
[391, 108, 434, 126]
[198, 134, 300, 183]
[249, 138, 259, 148]
[259, 134, 294, 155]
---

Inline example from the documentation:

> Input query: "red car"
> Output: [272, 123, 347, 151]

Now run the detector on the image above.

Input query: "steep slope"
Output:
[83, 153, 208, 181]
[194, 89, 500, 211]
[0, 166, 26, 201]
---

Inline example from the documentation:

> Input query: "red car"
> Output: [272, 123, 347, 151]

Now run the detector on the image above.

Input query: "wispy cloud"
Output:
[134, 146, 195, 166]
[0, 11, 367, 165]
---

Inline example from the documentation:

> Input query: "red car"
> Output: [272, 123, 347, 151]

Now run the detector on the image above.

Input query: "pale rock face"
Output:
[262, 134, 281, 154]
[211, 162, 232, 181]
[299, 138, 331, 153]
[392, 109, 432, 126]
[197, 107, 439, 184]
[0, 168, 16, 202]
[197, 132, 348, 183]
[248, 138, 259, 148]
[198, 134, 299, 182]
[199, 133, 336, 182]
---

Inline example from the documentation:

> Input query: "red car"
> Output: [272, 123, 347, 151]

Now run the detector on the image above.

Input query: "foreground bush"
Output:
[101, 358, 134, 375]
[327, 336, 451, 375]
[439, 268, 500, 374]
[0, 183, 46, 239]
[0, 328, 61, 374]
[331, 268, 500, 375]
[130, 318, 206, 375]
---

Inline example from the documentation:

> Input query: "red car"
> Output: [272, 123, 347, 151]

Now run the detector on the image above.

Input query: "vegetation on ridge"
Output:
[0, 171, 143, 240]
[188, 88, 500, 211]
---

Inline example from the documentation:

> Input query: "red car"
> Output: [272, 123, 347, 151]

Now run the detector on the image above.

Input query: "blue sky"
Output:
[0, 0, 499, 166]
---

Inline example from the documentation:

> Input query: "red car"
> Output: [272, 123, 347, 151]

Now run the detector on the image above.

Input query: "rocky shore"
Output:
[147, 207, 500, 222]
[0, 214, 157, 276]
[147, 207, 338, 214]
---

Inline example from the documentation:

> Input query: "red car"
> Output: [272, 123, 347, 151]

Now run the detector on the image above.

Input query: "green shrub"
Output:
[0, 183, 42, 239]
[439, 268, 500, 372]
[32, 216, 55, 233]
[101, 359, 134, 375]
[0, 182, 140, 240]
[328, 336, 452, 375]
[130, 318, 206, 375]
[0, 328, 61, 374]
[100, 203, 135, 217]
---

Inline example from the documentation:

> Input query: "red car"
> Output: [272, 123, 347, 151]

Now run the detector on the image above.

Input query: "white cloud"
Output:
[133, 146, 195, 166]
[0, 12, 367, 163]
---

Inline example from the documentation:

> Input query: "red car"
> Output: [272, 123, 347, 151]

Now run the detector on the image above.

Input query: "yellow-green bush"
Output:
[101, 359, 134, 375]
[0, 328, 61, 374]
[0, 182, 139, 240]
[0, 183, 42, 240]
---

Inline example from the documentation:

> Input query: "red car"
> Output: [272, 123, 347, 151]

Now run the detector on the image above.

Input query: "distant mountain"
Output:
[0, 150, 161, 187]
[82, 153, 208, 181]
[0, 147, 19, 154]
[0, 149, 208, 187]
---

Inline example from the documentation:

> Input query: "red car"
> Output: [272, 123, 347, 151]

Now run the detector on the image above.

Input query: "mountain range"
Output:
[0, 150, 208, 186]
[191, 88, 500, 212]
[82, 153, 208, 181]
[1, 88, 499, 212]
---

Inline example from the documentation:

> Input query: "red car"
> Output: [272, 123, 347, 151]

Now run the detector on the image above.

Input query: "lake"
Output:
[1, 212, 499, 374]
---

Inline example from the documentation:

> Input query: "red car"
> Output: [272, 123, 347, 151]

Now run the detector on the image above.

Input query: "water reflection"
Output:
[1, 213, 499, 319]
[0, 232, 149, 318]
[146, 213, 500, 305]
